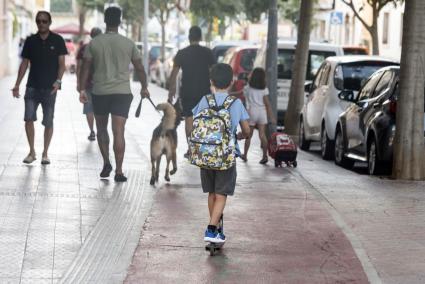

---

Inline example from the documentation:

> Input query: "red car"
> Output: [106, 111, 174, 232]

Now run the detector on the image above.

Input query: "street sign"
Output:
[330, 11, 343, 25]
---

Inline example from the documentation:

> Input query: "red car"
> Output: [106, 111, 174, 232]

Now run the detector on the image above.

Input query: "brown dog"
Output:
[150, 102, 181, 185]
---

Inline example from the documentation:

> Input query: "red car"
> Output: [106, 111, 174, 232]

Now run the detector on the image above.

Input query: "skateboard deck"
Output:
[205, 242, 224, 256]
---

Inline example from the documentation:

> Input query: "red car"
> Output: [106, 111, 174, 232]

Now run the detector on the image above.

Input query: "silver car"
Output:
[299, 56, 399, 160]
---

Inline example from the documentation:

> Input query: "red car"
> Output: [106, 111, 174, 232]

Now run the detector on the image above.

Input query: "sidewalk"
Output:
[1, 74, 425, 283]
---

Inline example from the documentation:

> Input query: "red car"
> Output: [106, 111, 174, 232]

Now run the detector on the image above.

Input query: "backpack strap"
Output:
[222, 95, 237, 110]
[205, 94, 217, 108]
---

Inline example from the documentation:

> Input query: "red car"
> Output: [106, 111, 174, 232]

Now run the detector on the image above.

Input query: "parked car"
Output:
[300, 56, 399, 160]
[211, 40, 254, 63]
[343, 46, 369, 55]
[254, 40, 344, 124]
[334, 66, 419, 175]
[222, 45, 258, 102]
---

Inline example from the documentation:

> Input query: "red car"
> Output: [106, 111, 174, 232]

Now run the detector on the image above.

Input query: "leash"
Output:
[135, 96, 161, 118]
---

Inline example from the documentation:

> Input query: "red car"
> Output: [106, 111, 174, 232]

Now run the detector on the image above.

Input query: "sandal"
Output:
[100, 163, 113, 178]
[114, 174, 127, 182]
[88, 131, 96, 141]
[41, 157, 51, 165]
[259, 157, 268, 164]
[23, 154, 36, 164]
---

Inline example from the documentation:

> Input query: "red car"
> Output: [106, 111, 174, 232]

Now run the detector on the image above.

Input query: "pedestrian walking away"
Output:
[167, 26, 215, 159]
[241, 67, 276, 164]
[78, 6, 150, 182]
[190, 63, 250, 245]
[76, 27, 102, 141]
[11, 11, 67, 165]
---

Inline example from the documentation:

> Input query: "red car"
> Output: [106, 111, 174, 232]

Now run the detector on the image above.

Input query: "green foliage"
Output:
[190, 0, 243, 22]
[51, 0, 73, 13]
[243, 0, 269, 23]
[279, 0, 301, 25]
[76, 0, 107, 11]
[118, 0, 145, 24]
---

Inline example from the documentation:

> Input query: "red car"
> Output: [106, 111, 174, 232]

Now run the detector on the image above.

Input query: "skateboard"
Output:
[205, 242, 224, 256]
[205, 214, 224, 256]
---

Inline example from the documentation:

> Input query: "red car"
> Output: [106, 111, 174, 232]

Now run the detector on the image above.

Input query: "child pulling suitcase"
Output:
[268, 127, 297, 168]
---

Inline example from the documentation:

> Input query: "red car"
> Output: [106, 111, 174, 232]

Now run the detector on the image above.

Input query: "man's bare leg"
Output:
[184, 116, 193, 157]
[42, 127, 53, 159]
[25, 121, 36, 157]
[111, 115, 127, 176]
[95, 114, 112, 177]
[86, 112, 95, 132]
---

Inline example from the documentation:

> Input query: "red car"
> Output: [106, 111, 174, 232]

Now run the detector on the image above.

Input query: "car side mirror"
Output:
[238, 72, 248, 81]
[304, 82, 312, 93]
[338, 90, 355, 102]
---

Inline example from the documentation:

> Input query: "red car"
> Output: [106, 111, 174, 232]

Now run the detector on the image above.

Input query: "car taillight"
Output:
[389, 101, 397, 114]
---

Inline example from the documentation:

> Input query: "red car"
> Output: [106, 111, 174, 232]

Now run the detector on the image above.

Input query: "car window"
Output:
[319, 63, 331, 86]
[240, 49, 257, 71]
[222, 49, 235, 64]
[307, 51, 336, 80]
[336, 61, 397, 91]
[277, 49, 335, 80]
[372, 71, 392, 98]
[357, 72, 384, 101]
[311, 63, 325, 90]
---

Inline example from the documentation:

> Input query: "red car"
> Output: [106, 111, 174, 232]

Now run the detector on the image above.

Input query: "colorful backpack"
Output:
[189, 94, 237, 170]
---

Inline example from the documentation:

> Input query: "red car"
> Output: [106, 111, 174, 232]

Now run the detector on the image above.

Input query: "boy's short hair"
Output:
[104, 6, 121, 27]
[210, 63, 233, 89]
[189, 26, 202, 42]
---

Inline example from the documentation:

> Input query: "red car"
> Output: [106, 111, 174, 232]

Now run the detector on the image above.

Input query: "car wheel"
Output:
[321, 125, 335, 160]
[367, 138, 384, 175]
[299, 119, 311, 151]
[334, 128, 354, 169]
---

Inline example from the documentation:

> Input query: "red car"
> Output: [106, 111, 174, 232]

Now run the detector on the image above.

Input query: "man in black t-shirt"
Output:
[167, 26, 215, 157]
[11, 11, 67, 165]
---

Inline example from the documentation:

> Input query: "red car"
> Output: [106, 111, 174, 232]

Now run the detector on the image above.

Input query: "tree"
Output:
[150, 0, 176, 61]
[283, 0, 314, 137]
[392, 0, 425, 180]
[190, 0, 242, 42]
[76, 0, 107, 39]
[119, 0, 145, 41]
[243, 0, 269, 23]
[341, 0, 402, 55]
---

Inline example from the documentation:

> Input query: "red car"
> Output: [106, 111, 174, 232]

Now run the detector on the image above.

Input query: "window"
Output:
[312, 63, 325, 90]
[319, 64, 331, 86]
[335, 61, 398, 91]
[277, 49, 336, 81]
[358, 72, 384, 101]
[383, 12, 389, 45]
[240, 49, 257, 72]
[51, 0, 73, 13]
[372, 71, 392, 98]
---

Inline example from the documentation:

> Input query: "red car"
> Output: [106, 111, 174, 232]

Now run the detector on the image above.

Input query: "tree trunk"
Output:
[266, 0, 278, 128]
[392, 0, 425, 180]
[78, 8, 87, 40]
[370, 6, 379, 55]
[284, 0, 313, 137]
[161, 21, 166, 61]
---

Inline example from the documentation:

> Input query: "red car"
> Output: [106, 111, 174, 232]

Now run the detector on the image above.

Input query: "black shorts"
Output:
[200, 165, 237, 196]
[91, 94, 133, 118]
[24, 87, 57, 128]
[181, 97, 202, 117]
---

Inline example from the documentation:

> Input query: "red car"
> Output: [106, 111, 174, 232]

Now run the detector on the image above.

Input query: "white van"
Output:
[253, 39, 344, 121]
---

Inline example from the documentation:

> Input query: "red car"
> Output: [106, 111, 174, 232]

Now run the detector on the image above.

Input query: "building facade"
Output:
[312, 0, 404, 60]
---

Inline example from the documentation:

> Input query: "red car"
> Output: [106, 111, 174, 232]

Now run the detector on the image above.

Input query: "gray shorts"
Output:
[24, 87, 57, 128]
[83, 91, 93, 114]
[200, 165, 237, 196]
